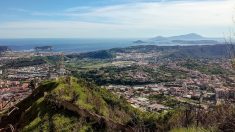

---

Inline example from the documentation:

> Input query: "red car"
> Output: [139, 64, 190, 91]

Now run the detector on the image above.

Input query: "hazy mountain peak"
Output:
[169, 33, 204, 40]
[150, 36, 166, 41]
[151, 33, 205, 40]
[147, 33, 221, 45]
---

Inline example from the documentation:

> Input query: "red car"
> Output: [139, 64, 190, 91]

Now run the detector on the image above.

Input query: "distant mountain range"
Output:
[151, 33, 206, 40]
[68, 44, 233, 60]
[134, 33, 223, 45]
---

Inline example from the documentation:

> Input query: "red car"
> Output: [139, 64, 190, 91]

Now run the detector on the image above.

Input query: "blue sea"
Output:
[0, 38, 140, 53]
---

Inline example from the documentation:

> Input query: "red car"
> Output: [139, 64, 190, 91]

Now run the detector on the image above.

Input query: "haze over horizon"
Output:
[0, 0, 234, 38]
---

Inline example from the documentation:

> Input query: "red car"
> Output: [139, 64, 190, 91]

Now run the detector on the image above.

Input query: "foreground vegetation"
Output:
[0, 77, 158, 131]
[1, 76, 235, 131]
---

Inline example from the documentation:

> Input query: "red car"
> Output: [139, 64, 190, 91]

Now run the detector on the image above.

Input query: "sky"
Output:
[0, 0, 234, 38]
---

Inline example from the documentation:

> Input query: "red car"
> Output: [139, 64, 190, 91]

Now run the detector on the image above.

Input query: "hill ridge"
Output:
[0, 77, 158, 131]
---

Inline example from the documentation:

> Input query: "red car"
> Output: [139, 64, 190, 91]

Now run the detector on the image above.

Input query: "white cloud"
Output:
[0, 21, 135, 38]
[80, 0, 234, 27]
[0, 0, 234, 38]
[8, 8, 30, 13]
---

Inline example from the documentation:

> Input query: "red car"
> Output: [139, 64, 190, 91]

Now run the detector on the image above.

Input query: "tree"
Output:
[29, 79, 36, 90]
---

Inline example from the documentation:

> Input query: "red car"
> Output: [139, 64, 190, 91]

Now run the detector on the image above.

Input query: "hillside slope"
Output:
[1, 78, 235, 131]
[110, 44, 231, 59]
[0, 77, 158, 131]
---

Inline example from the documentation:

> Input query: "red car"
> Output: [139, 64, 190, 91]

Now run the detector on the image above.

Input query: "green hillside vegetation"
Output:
[1, 58, 46, 68]
[109, 44, 230, 59]
[32, 55, 70, 65]
[67, 50, 114, 59]
[149, 94, 185, 108]
[170, 127, 209, 132]
[0, 77, 159, 131]
[180, 60, 231, 75]
[1, 76, 235, 131]
[77, 65, 189, 86]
